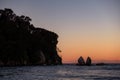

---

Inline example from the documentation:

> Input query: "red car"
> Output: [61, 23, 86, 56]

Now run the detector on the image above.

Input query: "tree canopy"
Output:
[0, 8, 62, 66]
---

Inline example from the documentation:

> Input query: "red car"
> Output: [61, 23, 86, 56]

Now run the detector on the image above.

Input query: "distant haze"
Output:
[0, 0, 120, 63]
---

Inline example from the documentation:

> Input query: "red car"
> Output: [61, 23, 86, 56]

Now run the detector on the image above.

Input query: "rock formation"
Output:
[77, 56, 85, 65]
[0, 8, 62, 66]
[86, 57, 92, 66]
[77, 56, 92, 66]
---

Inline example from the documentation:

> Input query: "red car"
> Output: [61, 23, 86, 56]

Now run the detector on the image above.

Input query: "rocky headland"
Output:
[0, 8, 62, 66]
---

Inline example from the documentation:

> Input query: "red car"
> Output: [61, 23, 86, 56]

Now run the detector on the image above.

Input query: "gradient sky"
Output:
[0, 0, 120, 63]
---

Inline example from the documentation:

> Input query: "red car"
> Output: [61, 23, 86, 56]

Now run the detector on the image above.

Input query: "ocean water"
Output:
[0, 64, 120, 80]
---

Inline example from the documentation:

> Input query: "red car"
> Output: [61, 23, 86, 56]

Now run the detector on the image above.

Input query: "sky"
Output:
[0, 0, 120, 63]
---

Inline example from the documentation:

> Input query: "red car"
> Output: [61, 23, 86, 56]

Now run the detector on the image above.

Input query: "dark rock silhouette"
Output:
[77, 56, 92, 66]
[0, 8, 62, 66]
[96, 63, 106, 66]
[77, 56, 85, 65]
[86, 56, 92, 66]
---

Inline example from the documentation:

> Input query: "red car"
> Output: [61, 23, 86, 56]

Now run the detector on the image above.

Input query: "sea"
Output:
[0, 64, 120, 80]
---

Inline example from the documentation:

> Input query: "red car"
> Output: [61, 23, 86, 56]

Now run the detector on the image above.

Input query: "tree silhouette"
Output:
[0, 8, 62, 66]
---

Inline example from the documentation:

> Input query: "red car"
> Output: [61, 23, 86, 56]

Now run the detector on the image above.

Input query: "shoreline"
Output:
[0, 63, 120, 67]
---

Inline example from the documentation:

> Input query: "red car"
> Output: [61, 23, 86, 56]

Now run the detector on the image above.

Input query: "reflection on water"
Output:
[0, 64, 120, 80]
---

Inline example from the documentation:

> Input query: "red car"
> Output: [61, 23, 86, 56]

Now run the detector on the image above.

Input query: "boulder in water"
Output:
[77, 56, 85, 65]
[86, 57, 92, 66]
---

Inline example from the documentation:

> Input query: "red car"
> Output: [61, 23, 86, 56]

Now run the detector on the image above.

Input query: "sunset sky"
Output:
[0, 0, 120, 63]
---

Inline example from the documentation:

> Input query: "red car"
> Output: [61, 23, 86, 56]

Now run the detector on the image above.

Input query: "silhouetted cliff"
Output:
[0, 8, 62, 66]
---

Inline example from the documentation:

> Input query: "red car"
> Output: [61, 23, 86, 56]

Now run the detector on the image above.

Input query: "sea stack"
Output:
[86, 57, 92, 66]
[77, 56, 85, 65]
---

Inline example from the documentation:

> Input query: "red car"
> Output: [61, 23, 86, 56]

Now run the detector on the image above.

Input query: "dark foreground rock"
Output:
[0, 8, 62, 66]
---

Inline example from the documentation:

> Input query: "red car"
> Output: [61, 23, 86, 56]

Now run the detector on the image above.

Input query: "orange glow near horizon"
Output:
[1, 0, 120, 64]
[58, 45, 120, 63]
[58, 31, 120, 63]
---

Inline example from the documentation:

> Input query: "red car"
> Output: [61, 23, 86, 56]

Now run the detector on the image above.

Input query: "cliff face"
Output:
[0, 8, 62, 66]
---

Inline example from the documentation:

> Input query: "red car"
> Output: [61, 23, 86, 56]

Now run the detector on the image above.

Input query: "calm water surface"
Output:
[0, 64, 120, 80]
